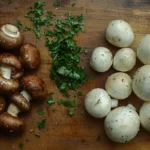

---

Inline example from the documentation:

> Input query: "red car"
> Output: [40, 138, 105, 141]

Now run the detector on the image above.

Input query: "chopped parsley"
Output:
[35, 133, 40, 138]
[30, 129, 34, 133]
[80, 110, 85, 116]
[46, 13, 88, 97]
[77, 91, 83, 96]
[72, 2, 76, 7]
[37, 119, 46, 129]
[58, 99, 75, 107]
[19, 143, 23, 149]
[17, 20, 23, 29]
[37, 108, 45, 116]
[53, 0, 60, 7]
[47, 92, 55, 106]
[24, 26, 31, 31]
[67, 108, 74, 116]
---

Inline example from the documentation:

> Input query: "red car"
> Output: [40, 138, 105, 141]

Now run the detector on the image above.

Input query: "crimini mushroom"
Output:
[0, 112, 24, 133]
[139, 102, 150, 132]
[7, 74, 47, 117]
[0, 24, 23, 50]
[84, 88, 118, 118]
[104, 105, 140, 143]
[105, 72, 132, 100]
[90, 47, 113, 72]
[113, 48, 136, 72]
[0, 96, 6, 113]
[105, 20, 134, 47]
[20, 43, 41, 70]
[0, 53, 23, 93]
[132, 65, 150, 101]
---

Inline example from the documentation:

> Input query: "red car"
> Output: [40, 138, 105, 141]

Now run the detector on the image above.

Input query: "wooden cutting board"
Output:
[0, 0, 150, 150]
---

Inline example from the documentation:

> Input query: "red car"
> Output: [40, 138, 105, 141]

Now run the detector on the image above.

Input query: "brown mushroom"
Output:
[0, 96, 6, 113]
[0, 24, 24, 50]
[20, 43, 41, 70]
[0, 112, 24, 132]
[6, 75, 47, 117]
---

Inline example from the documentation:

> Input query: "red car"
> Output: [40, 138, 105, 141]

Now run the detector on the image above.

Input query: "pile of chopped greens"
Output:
[24, 0, 88, 97]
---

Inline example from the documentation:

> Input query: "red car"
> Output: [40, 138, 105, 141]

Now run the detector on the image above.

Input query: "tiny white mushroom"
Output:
[137, 34, 150, 65]
[90, 47, 113, 72]
[132, 65, 150, 101]
[139, 102, 150, 132]
[105, 72, 132, 99]
[104, 106, 140, 143]
[113, 48, 136, 72]
[84, 88, 113, 118]
[105, 20, 134, 47]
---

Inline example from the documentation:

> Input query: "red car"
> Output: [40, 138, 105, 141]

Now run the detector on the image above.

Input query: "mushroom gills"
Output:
[21, 90, 32, 102]
[7, 103, 21, 117]
[0, 65, 12, 79]
[1, 24, 19, 38]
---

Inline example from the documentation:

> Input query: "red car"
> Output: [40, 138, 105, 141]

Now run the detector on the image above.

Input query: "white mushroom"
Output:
[105, 20, 134, 47]
[113, 48, 136, 72]
[139, 102, 150, 132]
[104, 106, 140, 143]
[132, 65, 150, 101]
[84, 88, 118, 118]
[90, 47, 113, 72]
[105, 72, 132, 99]
[137, 34, 150, 65]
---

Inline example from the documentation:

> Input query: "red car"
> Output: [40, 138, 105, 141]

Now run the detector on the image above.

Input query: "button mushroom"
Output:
[0, 24, 24, 50]
[7, 75, 47, 117]
[0, 53, 23, 93]
[84, 88, 118, 118]
[104, 105, 140, 143]
[105, 72, 132, 100]
[20, 43, 41, 70]
[0, 96, 6, 114]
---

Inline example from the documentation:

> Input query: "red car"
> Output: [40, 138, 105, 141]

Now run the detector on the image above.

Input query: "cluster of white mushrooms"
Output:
[85, 20, 150, 143]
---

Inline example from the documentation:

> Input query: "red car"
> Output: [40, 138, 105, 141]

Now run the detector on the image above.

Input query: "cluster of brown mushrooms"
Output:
[0, 24, 48, 133]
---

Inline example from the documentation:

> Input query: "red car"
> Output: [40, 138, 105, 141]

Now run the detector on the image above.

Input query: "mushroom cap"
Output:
[139, 102, 150, 132]
[9, 93, 30, 112]
[105, 72, 132, 99]
[113, 48, 136, 72]
[90, 47, 113, 72]
[21, 75, 47, 100]
[84, 88, 111, 118]
[0, 76, 19, 93]
[20, 43, 41, 70]
[104, 106, 140, 143]
[132, 65, 150, 101]
[0, 112, 24, 132]
[0, 24, 24, 50]
[0, 53, 23, 79]
[0, 96, 6, 113]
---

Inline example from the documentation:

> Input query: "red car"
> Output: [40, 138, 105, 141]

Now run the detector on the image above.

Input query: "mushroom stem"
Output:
[7, 103, 21, 117]
[1, 24, 19, 38]
[0, 65, 12, 79]
[111, 99, 118, 108]
[127, 104, 136, 111]
[21, 90, 32, 102]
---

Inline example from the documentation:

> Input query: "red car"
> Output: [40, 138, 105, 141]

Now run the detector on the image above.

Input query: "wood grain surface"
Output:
[0, 0, 150, 150]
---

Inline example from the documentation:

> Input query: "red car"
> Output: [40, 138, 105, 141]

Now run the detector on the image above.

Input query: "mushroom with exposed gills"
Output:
[7, 74, 48, 117]
[20, 43, 41, 70]
[0, 24, 24, 50]
[0, 53, 23, 93]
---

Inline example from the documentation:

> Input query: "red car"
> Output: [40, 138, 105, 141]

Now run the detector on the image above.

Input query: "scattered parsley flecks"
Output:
[47, 92, 55, 106]
[72, 2, 76, 7]
[67, 108, 74, 116]
[58, 99, 75, 107]
[81, 139, 85, 143]
[24, 26, 31, 31]
[17, 20, 23, 29]
[37, 108, 45, 116]
[38, 119, 46, 129]
[35, 133, 40, 138]
[46, 13, 88, 97]
[53, 0, 60, 7]
[19, 143, 23, 149]
[80, 110, 85, 116]
[77, 91, 83, 96]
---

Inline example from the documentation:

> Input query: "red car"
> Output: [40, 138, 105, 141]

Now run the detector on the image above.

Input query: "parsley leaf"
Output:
[19, 143, 23, 149]
[37, 119, 46, 129]
[47, 92, 55, 106]
[17, 20, 23, 29]
[35, 133, 40, 138]
[67, 108, 74, 116]
[58, 99, 75, 107]
[37, 108, 45, 116]
[53, 0, 60, 7]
